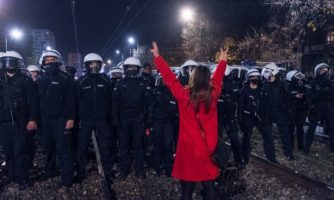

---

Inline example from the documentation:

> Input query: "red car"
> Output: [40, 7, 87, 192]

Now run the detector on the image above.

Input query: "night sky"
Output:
[0, 0, 268, 63]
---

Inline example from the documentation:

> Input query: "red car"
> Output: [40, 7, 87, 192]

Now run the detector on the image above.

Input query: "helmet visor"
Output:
[85, 61, 102, 74]
[1, 57, 20, 69]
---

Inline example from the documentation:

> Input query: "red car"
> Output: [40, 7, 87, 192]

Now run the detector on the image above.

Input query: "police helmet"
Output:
[83, 53, 103, 74]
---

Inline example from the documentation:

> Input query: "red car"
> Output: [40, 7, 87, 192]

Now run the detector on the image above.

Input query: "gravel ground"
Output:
[248, 127, 334, 186]
[0, 129, 331, 200]
[111, 162, 323, 200]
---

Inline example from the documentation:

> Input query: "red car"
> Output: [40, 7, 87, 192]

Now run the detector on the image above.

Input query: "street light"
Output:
[127, 37, 139, 56]
[180, 7, 195, 22]
[46, 46, 52, 50]
[128, 37, 135, 45]
[5, 28, 24, 51]
[107, 59, 112, 65]
[115, 49, 120, 54]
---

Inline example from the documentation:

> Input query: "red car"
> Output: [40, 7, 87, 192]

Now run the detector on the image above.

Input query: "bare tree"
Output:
[238, 28, 297, 64]
[181, 14, 224, 62]
[263, 0, 334, 67]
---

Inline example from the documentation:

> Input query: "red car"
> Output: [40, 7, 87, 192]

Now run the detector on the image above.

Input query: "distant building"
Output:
[31, 29, 56, 63]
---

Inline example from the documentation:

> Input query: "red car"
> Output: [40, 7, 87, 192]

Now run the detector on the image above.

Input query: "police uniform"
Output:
[259, 79, 294, 159]
[286, 79, 308, 150]
[76, 73, 114, 180]
[151, 82, 178, 176]
[218, 75, 243, 165]
[0, 71, 38, 186]
[238, 83, 277, 163]
[112, 76, 153, 178]
[36, 69, 75, 186]
[305, 77, 334, 153]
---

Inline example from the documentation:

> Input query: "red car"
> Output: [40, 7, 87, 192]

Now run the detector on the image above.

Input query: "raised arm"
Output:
[211, 48, 228, 99]
[151, 42, 187, 101]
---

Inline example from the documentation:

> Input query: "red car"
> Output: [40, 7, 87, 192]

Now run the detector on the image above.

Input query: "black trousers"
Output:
[152, 121, 174, 176]
[40, 117, 73, 186]
[0, 121, 28, 183]
[180, 180, 218, 200]
[119, 115, 145, 176]
[26, 129, 38, 170]
[289, 110, 306, 150]
[77, 120, 113, 177]
[242, 116, 276, 163]
[305, 106, 334, 153]
[218, 120, 243, 164]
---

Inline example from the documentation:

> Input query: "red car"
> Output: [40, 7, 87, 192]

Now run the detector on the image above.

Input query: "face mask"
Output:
[250, 79, 258, 85]
[142, 72, 150, 76]
[44, 62, 60, 75]
[125, 70, 138, 77]
[6, 68, 18, 74]
[88, 67, 101, 74]
[319, 72, 329, 79]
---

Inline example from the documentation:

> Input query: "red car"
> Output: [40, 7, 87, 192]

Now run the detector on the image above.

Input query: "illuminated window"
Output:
[327, 31, 334, 45]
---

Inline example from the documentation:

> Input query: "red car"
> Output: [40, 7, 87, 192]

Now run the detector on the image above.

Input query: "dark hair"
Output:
[188, 66, 212, 113]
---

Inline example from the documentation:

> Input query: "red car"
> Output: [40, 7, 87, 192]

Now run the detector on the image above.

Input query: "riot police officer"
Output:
[238, 69, 277, 163]
[27, 65, 41, 81]
[286, 70, 308, 151]
[75, 53, 114, 183]
[112, 57, 153, 179]
[260, 63, 294, 160]
[0, 51, 38, 189]
[151, 75, 178, 176]
[36, 49, 75, 191]
[178, 60, 199, 86]
[305, 63, 334, 154]
[109, 62, 123, 163]
[65, 65, 77, 80]
[218, 66, 244, 166]
[26, 65, 41, 169]
[141, 63, 156, 89]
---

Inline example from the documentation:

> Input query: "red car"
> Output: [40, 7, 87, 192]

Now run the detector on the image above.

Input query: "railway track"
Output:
[251, 153, 334, 200]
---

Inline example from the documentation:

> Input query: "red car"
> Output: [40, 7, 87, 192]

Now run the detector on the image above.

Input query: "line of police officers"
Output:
[0, 49, 333, 195]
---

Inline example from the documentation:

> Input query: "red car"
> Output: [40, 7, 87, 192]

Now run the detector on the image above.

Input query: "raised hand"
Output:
[150, 41, 160, 58]
[219, 47, 229, 62]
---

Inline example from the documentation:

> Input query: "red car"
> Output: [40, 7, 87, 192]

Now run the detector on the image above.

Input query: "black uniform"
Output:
[178, 75, 189, 86]
[76, 73, 114, 180]
[142, 72, 156, 89]
[110, 76, 121, 163]
[36, 69, 75, 186]
[305, 77, 334, 153]
[151, 83, 178, 176]
[112, 76, 153, 178]
[238, 83, 277, 163]
[0, 71, 38, 186]
[217, 75, 243, 165]
[259, 79, 294, 159]
[286, 80, 308, 150]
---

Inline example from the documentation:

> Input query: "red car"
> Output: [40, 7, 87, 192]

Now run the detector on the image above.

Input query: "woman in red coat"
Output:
[151, 42, 228, 200]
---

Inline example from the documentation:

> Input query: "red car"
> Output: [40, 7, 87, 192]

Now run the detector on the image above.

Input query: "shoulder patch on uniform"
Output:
[83, 86, 92, 89]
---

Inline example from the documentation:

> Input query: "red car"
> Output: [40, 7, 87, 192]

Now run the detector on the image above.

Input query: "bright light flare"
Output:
[9, 28, 24, 40]
[107, 59, 112, 65]
[115, 50, 120, 54]
[128, 37, 135, 45]
[180, 7, 195, 22]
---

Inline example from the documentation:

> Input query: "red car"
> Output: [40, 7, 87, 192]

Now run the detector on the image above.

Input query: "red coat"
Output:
[154, 56, 227, 181]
